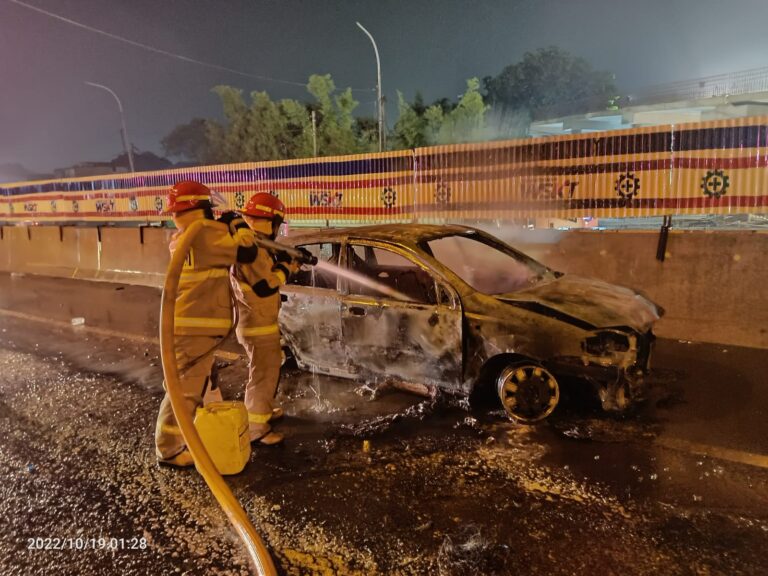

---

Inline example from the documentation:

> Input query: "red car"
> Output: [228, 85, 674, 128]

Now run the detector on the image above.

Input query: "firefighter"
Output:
[155, 180, 257, 467]
[227, 192, 302, 445]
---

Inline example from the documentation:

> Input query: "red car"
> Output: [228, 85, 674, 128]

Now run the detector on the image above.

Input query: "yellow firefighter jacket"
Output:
[230, 237, 297, 339]
[172, 220, 255, 336]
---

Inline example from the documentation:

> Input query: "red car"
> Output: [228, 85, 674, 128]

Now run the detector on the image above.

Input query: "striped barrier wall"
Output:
[2, 116, 767, 224]
[0, 151, 414, 225]
[413, 116, 768, 220]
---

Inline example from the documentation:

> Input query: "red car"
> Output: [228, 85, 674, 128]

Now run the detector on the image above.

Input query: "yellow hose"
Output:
[159, 219, 277, 576]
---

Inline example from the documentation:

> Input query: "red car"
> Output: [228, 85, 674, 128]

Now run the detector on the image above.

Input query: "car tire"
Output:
[497, 362, 560, 423]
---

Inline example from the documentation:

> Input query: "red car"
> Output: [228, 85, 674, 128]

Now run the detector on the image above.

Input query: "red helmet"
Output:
[242, 192, 286, 221]
[166, 180, 212, 213]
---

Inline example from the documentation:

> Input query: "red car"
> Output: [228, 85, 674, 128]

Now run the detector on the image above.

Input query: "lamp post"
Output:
[85, 81, 135, 173]
[356, 22, 384, 152]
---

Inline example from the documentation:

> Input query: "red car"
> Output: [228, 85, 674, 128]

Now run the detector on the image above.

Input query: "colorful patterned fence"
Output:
[2, 117, 767, 225]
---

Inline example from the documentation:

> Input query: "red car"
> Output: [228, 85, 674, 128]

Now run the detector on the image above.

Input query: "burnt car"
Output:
[278, 224, 661, 422]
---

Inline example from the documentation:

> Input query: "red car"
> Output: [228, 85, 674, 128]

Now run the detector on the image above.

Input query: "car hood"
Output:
[495, 275, 661, 332]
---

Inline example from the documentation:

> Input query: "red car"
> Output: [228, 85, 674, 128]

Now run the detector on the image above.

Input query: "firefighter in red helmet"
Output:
[154, 180, 257, 467]
[226, 192, 303, 444]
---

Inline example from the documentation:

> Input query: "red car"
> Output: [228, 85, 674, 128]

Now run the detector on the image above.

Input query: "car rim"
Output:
[497, 364, 560, 422]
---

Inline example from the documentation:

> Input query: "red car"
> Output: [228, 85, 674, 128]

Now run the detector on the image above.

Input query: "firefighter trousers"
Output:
[240, 333, 282, 439]
[154, 335, 220, 460]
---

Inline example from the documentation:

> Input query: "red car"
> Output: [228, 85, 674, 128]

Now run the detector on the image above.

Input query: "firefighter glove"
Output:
[217, 211, 239, 225]
[275, 250, 293, 264]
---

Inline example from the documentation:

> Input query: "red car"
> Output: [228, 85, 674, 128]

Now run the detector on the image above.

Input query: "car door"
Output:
[339, 240, 463, 389]
[279, 241, 354, 378]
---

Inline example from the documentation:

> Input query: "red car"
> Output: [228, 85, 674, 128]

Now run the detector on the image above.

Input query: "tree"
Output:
[278, 99, 314, 159]
[392, 91, 428, 148]
[161, 71, 512, 165]
[354, 116, 379, 151]
[203, 86, 317, 163]
[483, 46, 616, 117]
[209, 86, 251, 162]
[423, 104, 445, 145]
[435, 77, 488, 144]
[161, 118, 212, 163]
[307, 74, 362, 156]
[245, 90, 285, 160]
[164, 74, 370, 164]
[392, 79, 488, 148]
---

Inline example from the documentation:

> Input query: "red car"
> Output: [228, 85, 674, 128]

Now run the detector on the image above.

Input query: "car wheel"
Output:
[497, 363, 560, 423]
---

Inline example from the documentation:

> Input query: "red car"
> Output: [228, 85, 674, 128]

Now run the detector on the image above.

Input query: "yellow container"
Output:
[194, 401, 251, 475]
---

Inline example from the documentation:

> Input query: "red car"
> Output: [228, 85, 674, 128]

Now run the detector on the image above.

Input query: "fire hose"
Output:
[249, 233, 319, 266]
[159, 219, 277, 576]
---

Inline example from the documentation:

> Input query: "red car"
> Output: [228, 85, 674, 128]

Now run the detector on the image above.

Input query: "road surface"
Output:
[0, 273, 766, 575]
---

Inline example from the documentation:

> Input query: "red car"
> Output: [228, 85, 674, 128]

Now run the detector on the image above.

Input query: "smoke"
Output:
[478, 106, 532, 142]
[429, 106, 531, 147]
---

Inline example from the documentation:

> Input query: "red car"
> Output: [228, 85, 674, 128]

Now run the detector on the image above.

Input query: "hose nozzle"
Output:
[295, 247, 319, 266]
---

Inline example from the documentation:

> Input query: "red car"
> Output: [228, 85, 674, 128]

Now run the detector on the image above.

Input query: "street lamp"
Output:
[84, 81, 136, 173]
[356, 22, 384, 152]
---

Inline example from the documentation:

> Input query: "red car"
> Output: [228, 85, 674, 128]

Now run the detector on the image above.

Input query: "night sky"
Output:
[2, 0, 767, 176]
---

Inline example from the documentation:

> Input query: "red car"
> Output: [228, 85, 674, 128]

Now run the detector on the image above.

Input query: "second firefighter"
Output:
[225, 193, 302, 445]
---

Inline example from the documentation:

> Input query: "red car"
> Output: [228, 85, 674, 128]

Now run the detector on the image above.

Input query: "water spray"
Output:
[251, 234, 411, 302]
[314, 259, 410, 301]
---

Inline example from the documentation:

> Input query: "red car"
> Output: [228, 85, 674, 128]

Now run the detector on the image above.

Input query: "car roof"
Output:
[285, 223, 475, 245]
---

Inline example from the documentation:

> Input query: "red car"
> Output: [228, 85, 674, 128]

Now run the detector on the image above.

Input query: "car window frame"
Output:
[287, 241, 342, 291]
[418, 229, 555, 295]
[340, 238, 442, 305]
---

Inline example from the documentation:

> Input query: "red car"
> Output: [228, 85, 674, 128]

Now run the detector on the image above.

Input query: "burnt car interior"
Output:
[289, 242, 340, 289]
[346, 244, 437, 304]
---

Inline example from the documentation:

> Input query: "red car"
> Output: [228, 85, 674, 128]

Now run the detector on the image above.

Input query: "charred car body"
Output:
[279, 224, 661, 422]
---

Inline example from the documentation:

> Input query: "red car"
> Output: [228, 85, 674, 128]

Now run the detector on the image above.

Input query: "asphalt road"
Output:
[0, 272, 767, 575]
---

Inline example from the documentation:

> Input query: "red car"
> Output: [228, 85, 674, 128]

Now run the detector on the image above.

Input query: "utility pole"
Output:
[380, 96, 386, 149]
[356, 22, 383, 152]
[311, 110, 318, 156]
[85, 81, 135, 173]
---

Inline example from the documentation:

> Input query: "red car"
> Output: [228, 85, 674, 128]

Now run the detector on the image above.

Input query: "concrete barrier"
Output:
[0, 225, 765, 349]
[66, 227, 100, 281]
[0, 225, 170, 287]
[95, 226, 171, 286]
[0, 226, 20, 272]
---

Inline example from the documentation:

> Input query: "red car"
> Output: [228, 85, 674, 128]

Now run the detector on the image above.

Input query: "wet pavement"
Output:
[0, 272, 767, 575]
